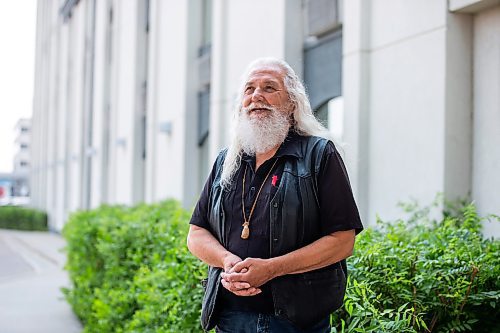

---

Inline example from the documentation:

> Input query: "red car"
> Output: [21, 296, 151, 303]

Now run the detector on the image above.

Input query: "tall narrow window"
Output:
[200, 0, 212, 55]
[326, 96, 344, 140]
[198, 87, 210, 187]
[198, 88, 210, 146]
[303, 0, 342, 135]
[197, 0, 213, 188]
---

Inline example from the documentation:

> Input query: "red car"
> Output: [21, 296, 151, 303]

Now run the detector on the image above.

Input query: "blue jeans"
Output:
[215, 310, 330, 333]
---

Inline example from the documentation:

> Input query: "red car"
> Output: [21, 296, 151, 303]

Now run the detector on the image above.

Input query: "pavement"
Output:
[0, 229, 82, 333]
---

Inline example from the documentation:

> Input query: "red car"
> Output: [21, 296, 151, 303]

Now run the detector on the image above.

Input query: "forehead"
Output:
[245, 66, 285, 86]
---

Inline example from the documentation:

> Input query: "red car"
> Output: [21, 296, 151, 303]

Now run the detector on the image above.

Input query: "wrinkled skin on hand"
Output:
[221, 257, 276, 296]
[220, 255, 263, 296]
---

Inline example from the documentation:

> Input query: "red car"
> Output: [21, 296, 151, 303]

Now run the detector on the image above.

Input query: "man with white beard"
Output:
[187, 58, 363, 333]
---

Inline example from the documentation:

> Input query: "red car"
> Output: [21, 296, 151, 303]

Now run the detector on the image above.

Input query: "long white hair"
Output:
[220, 57, 332, 188]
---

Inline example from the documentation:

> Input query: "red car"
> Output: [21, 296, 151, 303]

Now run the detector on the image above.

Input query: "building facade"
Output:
[32, 0, 500, 237]
[12, 118, 31, 199]
[13, 118, 32, 175]
[0, 118, 32, 205]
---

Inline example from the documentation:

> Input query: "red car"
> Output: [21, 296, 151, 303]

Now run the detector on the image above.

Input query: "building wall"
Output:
[32, 0, 500, 236]
[343, 0, 499, 238]
[368, 1, 448, 221]
[343, 0, 452, 221]
[146, 0, 193, 205]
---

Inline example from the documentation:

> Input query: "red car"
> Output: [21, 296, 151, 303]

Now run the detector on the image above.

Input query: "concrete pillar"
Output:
[472, 6, 500, 238]
[342, 0, 372, 222]
[89, 0, 110, 208]
[444, 13, 473, 203]
[66, 3, 86, 214]
[53, 19, 69, 231]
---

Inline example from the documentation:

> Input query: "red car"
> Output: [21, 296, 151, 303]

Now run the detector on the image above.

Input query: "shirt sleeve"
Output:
[189, 158, 218, 232]
[317, 142, 364, 236]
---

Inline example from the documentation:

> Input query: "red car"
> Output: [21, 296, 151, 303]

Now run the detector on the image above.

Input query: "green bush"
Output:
[62, 200, 205, 333]
[63, 199, 499, 333]
[332, 201, 500, 333]
[0, 206, 48, 231]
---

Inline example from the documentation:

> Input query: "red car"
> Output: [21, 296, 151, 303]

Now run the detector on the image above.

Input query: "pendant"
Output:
[241, 221, 250, 239]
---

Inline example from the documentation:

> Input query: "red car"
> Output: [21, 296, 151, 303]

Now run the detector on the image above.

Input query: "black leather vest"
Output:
[200, 135, 347, 330]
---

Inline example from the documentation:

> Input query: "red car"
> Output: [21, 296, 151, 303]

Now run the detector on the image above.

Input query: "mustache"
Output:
[243, 103, 275, 114]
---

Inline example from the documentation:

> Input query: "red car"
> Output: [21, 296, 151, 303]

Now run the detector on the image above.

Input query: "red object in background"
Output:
[0, 187, 4, 198]
[272, 175, 278, 187]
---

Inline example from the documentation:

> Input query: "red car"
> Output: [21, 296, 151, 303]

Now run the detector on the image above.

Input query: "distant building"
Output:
[32, 0, 500, 237]
[13, 118, 31, 172]
[0, 118, 32, 205]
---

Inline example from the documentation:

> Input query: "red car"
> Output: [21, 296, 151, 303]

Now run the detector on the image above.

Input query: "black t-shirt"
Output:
[189, 132, 363, 313]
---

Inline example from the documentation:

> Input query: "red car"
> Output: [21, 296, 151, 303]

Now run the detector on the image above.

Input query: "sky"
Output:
[0, 1, 37, 173]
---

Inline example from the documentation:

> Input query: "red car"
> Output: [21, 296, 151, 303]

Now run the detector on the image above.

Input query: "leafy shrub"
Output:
[63, 199, 499, 333]
[332, 201, 500, 333]
[62, 200, 206, 333]
[0, 206, 48, 231]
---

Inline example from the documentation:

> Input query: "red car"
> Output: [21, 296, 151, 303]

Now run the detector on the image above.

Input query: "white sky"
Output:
[0, 1, 37, 173]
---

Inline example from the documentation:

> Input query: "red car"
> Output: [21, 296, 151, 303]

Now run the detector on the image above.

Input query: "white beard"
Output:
[236, 103, 291, 155]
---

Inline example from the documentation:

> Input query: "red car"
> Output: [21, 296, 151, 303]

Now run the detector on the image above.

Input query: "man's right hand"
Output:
[221, 253, 262, 296]
[221, 277, 262, 296]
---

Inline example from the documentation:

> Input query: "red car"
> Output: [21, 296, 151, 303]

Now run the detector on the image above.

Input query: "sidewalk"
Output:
[0, 229, 82, 333]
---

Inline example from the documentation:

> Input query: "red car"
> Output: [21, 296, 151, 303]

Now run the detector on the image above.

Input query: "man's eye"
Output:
[265, 86, 276, 92]
[245, 87, 254, 94]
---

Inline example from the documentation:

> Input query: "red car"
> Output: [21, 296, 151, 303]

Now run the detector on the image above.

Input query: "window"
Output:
[198, 88, 210, 146]
[304, 30, 342, 111]
[199, 0, 213, 56]
[303, 0, 343, 134]
[327, 97, 344, 140]
[314, 96, 344, 140]
[306, 0, 341, 37]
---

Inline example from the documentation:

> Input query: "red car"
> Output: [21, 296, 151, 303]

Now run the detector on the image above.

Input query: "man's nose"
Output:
[251, 88, 265, 103]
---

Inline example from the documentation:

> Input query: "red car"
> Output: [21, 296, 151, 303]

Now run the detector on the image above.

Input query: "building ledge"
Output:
[449, 0, 500, 13]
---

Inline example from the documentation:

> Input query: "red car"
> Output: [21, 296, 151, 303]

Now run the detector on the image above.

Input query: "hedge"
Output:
[63, 199, 500, 332]
[0, 206, 48, 231]
[62, 200, 205, 332]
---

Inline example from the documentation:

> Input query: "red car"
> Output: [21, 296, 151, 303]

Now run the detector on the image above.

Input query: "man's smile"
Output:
[250, 108, 270, 113]
[247, 105, 273, 117]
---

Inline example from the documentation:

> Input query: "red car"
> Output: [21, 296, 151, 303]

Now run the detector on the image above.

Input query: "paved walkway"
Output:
[0, 229, 82, 333]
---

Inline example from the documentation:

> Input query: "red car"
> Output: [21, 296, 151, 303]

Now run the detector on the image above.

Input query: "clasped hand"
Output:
[220, 256, 276, 297]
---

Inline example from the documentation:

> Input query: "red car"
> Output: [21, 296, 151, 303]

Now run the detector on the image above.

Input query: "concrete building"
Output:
[13, 118, 32, 175]
[31, 0, 500, 237]
[12, 118, 31, 199]
[0, 119, 31, 205]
